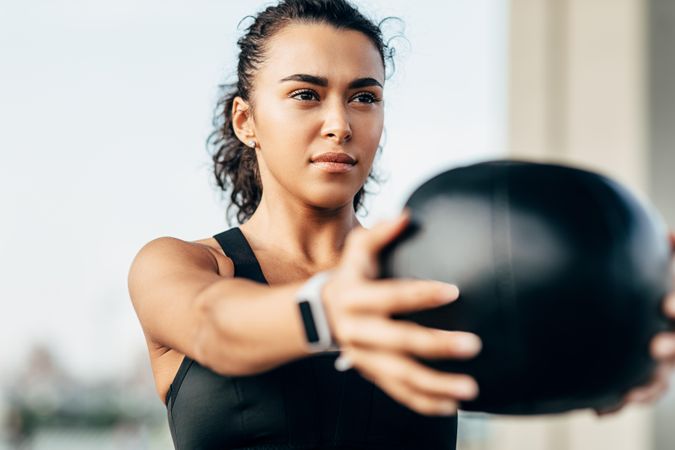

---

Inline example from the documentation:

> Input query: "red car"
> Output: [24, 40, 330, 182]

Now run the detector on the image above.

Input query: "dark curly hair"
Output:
[207, 0, 401, 226]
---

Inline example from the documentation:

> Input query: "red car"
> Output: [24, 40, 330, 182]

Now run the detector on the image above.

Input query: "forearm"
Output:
[193, 277, 311, 376]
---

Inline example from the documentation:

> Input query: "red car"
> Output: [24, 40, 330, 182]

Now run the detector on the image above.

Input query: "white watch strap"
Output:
[296, 270, 340, 353]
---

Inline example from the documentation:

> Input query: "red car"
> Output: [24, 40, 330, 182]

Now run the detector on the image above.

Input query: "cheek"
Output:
[258, 107, 312, 150]
[357, 108, 384, 139]
[356, 115, 384, 163]
[253, 104, 313, 181]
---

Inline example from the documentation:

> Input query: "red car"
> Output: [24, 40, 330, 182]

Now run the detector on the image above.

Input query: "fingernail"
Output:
[459, 381, 479, 399]
[391, 209, 409, 223]
[456, 335, 482, 353]
[437, 283, 460, 303]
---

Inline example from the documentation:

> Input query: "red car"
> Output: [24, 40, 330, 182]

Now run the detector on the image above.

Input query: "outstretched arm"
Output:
[128, 236, 311, 378]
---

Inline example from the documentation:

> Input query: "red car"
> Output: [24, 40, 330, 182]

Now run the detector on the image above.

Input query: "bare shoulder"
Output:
[127, 234, 236, 403]
[129, 235, 234, 282]
[127, 233, 235, 350]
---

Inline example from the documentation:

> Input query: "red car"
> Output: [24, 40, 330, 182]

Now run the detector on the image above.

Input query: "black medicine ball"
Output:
[379, 160, 672, 415]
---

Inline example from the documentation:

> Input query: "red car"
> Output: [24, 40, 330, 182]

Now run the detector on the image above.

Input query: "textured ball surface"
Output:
[379, 160, 672, 415]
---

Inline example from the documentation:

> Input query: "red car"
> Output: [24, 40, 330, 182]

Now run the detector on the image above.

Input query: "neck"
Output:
[239, 192, 363, 271]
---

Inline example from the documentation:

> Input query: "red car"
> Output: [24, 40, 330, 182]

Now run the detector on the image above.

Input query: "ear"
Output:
[231, 96, 256, 145]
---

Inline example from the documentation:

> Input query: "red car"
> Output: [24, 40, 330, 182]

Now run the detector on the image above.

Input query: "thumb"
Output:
[366, 208, 412, 253]
[340, 209, 411, 279]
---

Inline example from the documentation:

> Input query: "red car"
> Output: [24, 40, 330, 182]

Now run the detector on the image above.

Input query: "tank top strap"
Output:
[213, 227, 268, 285]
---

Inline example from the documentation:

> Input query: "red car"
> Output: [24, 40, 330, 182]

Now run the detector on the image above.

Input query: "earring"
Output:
[247, 140, 256, 148]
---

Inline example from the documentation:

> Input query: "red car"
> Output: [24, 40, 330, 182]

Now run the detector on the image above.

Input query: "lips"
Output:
[311, 152, 356, 165]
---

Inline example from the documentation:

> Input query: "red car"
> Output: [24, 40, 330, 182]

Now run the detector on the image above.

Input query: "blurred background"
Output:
[0, 0, 673, 448]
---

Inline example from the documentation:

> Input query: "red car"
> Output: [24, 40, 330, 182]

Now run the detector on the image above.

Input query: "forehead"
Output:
[257, 21, 385, 85]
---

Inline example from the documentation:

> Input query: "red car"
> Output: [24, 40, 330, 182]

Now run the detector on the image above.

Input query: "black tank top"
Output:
[165, 227, 458, 450]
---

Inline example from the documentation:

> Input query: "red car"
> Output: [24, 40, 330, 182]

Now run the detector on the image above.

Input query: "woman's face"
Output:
[242, 22, 385, 212]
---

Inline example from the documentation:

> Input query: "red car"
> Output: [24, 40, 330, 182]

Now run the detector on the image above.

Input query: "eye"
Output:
[352, 92, 382, 104]
[290, 89, 319, 102]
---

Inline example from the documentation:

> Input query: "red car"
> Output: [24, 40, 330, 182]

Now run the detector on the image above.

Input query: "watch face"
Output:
[298, 300, 320, 343]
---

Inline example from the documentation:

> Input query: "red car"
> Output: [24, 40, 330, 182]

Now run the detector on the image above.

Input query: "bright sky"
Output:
[0, 0, 507, 380]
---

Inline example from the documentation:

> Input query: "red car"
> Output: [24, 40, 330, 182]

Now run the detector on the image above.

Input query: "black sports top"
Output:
[165, 227, 458, 450]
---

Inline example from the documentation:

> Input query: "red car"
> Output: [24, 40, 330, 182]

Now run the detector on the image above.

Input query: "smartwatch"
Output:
[296, 270, 340, 353]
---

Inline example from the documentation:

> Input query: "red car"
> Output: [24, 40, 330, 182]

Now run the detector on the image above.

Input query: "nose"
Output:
[321, 101, 352, 144]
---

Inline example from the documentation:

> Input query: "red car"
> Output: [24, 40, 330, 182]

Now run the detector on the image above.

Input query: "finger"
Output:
[341, 210, 411, 279]
[661, 295, 675, 321]
[651, 332, 675, 361]
[345, 345, 460, 416]
[367, 208, 412, 251]
[345, 208, 410, 253]
[625, 364, 671, 404]
[669, 231, 675, 253]
[400, 359, 479, 401]
[625, 380, 669, 404]
[337, 315, 481, 360]
[594, 399, 626, 417]
[346, 345, 478, 402]
[374, 371, 459, 416]
[349, 278, 460, 315]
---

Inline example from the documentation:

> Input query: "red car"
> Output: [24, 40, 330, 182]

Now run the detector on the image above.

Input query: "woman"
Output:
[128, 1, 675, 449]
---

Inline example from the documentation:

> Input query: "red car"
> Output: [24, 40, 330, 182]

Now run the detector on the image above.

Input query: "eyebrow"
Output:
[279, 73, 383, 89]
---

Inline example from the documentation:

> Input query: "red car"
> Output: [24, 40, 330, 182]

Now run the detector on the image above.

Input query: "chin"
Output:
[306, 190, 356, 211]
